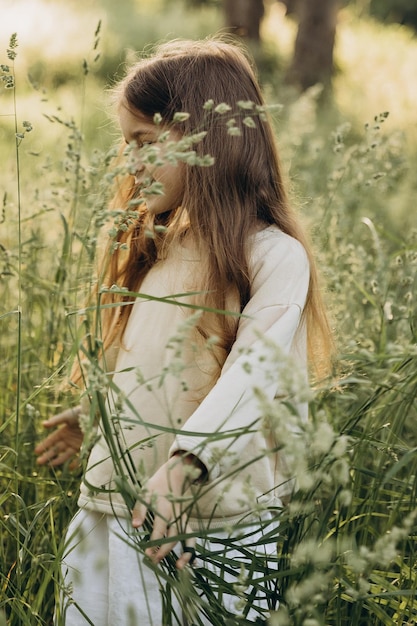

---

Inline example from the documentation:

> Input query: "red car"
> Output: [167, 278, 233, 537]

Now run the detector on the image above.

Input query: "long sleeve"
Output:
[79, 226, 311, 523]
[169, 228, 310, 480]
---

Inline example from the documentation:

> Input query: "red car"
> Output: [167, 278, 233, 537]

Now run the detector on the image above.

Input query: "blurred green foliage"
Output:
[370, 0, 417, 27]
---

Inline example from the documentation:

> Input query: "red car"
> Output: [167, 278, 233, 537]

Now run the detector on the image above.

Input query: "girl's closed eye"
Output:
[119, 105, 185, 215]
[133, 139, 156, 150]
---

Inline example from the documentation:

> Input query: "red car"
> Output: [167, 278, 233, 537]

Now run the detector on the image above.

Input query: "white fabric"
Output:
[61, 509, 279, 625]
[78, 226, 310, 527]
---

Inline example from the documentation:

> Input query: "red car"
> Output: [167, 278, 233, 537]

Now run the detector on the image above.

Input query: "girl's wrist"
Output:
[171, 450, 208, 485]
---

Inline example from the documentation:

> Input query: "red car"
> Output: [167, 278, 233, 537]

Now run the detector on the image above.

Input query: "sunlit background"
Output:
[1, 0, 417, 132]
[1, 0, 417, 228]
[1, 0, 416, 242]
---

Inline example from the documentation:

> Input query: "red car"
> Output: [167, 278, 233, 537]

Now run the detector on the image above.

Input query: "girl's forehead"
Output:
[119, 105, 156, 139]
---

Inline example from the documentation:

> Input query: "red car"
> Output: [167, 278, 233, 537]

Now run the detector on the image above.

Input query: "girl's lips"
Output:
[134, 171, 152, 186]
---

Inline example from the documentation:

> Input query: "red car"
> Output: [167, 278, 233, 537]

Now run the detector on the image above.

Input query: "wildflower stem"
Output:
[9, 42, 25, 594]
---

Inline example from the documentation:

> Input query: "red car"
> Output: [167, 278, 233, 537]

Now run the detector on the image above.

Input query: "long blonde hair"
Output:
[73, 38, 333, 385]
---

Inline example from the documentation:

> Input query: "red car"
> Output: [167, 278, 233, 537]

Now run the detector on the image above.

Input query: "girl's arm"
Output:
[132, 230, 309, 562]
[169, 231, 310, 481]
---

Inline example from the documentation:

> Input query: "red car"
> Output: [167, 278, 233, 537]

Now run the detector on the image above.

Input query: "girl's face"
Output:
[119, 105, 185, 215]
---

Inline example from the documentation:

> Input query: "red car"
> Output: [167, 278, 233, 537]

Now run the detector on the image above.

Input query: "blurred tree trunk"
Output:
[286, 0, 339, 92]
[224, 0, 265, 41]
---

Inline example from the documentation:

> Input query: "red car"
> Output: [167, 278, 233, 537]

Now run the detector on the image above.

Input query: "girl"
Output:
[36, 38, 332, 625]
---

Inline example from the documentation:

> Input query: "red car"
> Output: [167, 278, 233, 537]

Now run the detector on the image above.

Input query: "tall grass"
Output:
[1, 18, 417, 626]
[0, 31, 107, 625]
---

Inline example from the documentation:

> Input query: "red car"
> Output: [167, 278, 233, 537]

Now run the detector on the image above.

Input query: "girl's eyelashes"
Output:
[138, 140, 156, 149]
[125, 138, 157, 149]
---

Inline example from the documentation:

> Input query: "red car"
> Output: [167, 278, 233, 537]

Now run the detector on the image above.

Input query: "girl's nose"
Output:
[134, 163, 145, 182]
[134, 164, 146, 185]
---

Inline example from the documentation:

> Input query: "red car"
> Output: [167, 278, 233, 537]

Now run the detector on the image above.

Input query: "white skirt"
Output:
[59, 508, 279, 626]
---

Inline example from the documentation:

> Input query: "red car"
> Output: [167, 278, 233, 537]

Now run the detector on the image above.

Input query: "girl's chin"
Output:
[145, 196, 182, 216]
[145, 198, 162, 211]
[145, 199, 174, 216]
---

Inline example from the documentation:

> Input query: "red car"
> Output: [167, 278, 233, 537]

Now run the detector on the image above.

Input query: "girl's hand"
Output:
[35, 406, 83, 469]
[132, 455, 204, 569]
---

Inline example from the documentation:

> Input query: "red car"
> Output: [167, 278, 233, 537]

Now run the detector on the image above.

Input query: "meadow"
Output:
[1, 1, 417, 624]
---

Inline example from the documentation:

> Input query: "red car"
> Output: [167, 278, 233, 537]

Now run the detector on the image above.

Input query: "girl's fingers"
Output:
[145, 518, 170, 561]
[145, 514, 195, 567]
[35, 435, 75, 465]
[34, 427, 67, 456]
[132, 487, 195, 565]
[36, 447, 75, 465]
[34, 434, 59, 457]
[37, 446, 70, 466]
[42, 406, 81, 428]
[35, 447, 54, 464]
[45, 449, 75, 467]
[132, 501, 147, 528]
[176, 529, 196, 570]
